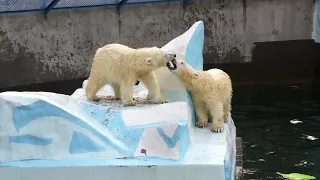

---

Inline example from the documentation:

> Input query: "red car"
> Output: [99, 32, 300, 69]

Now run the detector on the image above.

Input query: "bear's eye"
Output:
[181, 62, 184, 65]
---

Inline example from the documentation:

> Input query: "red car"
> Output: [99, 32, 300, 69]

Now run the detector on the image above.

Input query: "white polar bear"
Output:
[166, 59, 233, 133]
[85, 43, 176, 106]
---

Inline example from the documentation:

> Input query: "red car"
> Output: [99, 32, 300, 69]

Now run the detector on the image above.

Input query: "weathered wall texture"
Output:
[0, 0, 314, 88]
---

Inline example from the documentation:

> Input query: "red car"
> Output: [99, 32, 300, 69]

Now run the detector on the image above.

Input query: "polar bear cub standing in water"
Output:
[86, 43, 176, 106]
[166, 59, 233, 133]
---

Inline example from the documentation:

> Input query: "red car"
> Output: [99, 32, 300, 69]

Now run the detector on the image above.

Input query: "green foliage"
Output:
[277, 172, 316, 180]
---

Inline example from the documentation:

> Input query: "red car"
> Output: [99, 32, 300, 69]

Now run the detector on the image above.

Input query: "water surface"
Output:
[233, 85, 320, 179]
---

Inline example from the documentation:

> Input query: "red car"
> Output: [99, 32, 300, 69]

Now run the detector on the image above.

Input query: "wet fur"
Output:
[170, 61, 233, 133]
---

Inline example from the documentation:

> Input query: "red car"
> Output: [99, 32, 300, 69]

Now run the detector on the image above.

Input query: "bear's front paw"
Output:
[112, 95, 121, 100]
[196, 120, 207, 128]
[103, 96, 121, 100]
[123, 100, 137, 106]
[153, 98, 168, 104]
[211, 122, 224, 133]
[90, 96, 100, 101]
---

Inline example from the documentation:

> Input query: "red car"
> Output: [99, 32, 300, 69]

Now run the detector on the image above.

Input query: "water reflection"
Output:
[233, 85, 320, 179]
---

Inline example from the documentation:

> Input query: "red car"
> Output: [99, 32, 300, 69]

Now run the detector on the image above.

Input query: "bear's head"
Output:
[141, 47, 176, 69]
[166, 58, 199, 80]
[163, 51, 177, 64]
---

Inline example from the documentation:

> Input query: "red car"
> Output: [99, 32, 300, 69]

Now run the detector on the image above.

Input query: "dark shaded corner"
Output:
[204, 39, 320, 89]
[0, 78, 88, 95]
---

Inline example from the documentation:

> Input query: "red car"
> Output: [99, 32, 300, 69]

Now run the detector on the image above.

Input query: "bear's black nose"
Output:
[173, 54, 176, 58]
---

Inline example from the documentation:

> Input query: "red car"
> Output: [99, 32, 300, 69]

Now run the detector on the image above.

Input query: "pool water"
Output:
[233, 85, 320, 179]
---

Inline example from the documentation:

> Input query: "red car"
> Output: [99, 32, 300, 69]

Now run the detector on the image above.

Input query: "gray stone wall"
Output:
[0, 0, 314, 88]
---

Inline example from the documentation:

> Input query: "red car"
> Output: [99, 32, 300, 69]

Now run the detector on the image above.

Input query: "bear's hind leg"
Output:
[209, 102, 224, 133]
[110, 83, 121, 100]
[223, 98, 231, 123]
[86, 76, 104, 101]
[120, 79, 136, 106]
[140, 72, 167, 104]
[192, 94, 208, 128]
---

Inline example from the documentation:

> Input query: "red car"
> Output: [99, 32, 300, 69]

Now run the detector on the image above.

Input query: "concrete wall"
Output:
[0, 0, 314, 89]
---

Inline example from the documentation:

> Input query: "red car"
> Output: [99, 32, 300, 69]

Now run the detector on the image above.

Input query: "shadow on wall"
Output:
[0, 78, 87, 95]
[205, 39, 320, 86]
[1, 39, 320, 94]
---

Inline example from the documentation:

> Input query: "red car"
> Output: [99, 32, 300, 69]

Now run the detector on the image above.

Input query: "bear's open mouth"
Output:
[166, 59, 177, 71]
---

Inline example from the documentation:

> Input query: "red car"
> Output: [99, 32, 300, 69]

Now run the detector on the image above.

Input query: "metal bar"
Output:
[43, 0, 47, 9]
[236, 137, 243, 167]
[44, 0, 62, 19]
[118, 0, 180, 6]
[236, 137, 243, 180]
[44, 3, 117, 11]
[182, 0, 187, 8]
[0, 9, 44, 15]
[116, 0, 129, 15]
[0, 2, 118, 15]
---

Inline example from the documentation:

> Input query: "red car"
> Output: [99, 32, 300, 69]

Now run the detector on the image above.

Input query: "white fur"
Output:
[86, 43, 175, 106]
[169, 59, 233, 133]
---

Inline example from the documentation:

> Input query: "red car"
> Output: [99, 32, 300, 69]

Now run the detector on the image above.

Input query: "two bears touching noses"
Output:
[86, 43, 233, 133]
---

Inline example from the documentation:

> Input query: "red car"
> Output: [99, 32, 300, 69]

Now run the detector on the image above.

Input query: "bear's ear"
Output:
[191, 72, 200, 79]
[145, 57, 153, 65]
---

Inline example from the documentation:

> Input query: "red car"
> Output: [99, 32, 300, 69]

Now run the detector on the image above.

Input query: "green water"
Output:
[233, 85, 320, 179]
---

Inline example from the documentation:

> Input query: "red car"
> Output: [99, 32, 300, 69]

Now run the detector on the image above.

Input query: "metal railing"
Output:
[0, 0, 184, 19]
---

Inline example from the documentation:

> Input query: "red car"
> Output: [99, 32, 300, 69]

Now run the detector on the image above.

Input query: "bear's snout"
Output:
[163, 52, 177, 63]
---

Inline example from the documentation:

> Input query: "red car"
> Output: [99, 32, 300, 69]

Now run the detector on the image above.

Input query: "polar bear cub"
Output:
[166, 59, 233, 133]
[86, 43, 176, 106]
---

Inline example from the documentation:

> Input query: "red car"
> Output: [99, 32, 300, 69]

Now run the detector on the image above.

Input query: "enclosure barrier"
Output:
[0, 0, 190, 19]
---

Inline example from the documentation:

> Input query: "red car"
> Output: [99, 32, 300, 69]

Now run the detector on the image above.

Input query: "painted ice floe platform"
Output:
[0, 88, 236, 180]
[0, 120, 236, 180]
[71, 80, 192, 160]
[0, 21, 237, 180]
